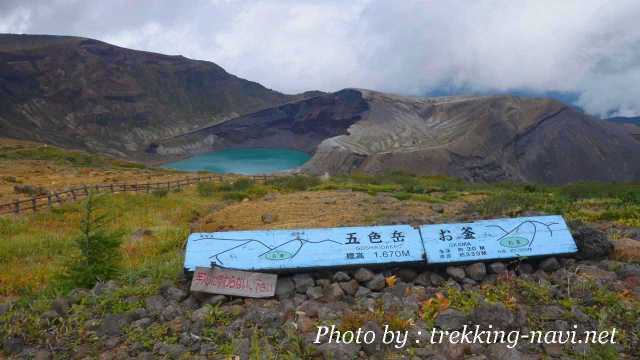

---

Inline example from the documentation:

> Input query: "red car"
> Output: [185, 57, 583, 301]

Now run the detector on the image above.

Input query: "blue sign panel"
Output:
[420, 215, 577, 263]
[184, 225, 424, 272]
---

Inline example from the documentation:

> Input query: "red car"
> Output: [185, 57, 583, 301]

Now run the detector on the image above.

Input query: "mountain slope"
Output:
[154, 89, 640, 184]
[0, 34, 311, 158]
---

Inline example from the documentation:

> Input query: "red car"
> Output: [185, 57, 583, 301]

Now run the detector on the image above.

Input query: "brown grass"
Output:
[194, 190, 471, 232]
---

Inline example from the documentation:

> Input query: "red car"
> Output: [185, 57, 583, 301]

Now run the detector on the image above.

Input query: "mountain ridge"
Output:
[0, 33, 317, 158]
[154, 89, 640, 184]
[1, 34, 639, 184]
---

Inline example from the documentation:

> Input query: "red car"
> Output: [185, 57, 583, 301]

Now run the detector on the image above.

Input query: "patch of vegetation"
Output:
[0, 144, 145, 169]
[58, 193, 123, 291]
[151, 189, 169, 198]
[196, 181, 216, 197]
[266, 175, 321, 192]
[0, 186, 213, 298]
[469, 181, 640, 226]
[197, 179, 272, 201]
[13, 184, 49, 196]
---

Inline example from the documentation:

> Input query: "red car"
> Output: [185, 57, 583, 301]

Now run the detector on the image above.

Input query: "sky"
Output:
[1, 0, 639, 117]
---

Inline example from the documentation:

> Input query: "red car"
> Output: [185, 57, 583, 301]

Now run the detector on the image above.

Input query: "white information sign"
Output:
[420, 215, 577, 263]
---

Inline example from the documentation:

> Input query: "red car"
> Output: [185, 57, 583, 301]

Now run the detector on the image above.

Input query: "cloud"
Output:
[1, 0, 639, 116]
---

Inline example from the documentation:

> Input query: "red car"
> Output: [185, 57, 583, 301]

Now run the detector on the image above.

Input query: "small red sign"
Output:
[190, 267, 277, 298]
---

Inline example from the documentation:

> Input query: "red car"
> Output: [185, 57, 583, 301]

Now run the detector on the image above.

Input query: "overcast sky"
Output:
[1, 0, 639, 117]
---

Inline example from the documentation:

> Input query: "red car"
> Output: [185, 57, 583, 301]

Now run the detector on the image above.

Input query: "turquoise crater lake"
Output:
[161, 148, 311, 175]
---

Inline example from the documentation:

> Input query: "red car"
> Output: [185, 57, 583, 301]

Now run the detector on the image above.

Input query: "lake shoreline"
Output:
[160, 147, 311, 175]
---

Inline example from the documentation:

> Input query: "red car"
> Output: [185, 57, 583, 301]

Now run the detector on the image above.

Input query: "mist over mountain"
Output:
[2, 1, 640, 118]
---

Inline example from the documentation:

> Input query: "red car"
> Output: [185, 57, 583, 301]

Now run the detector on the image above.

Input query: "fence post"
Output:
[47, 194, 52, 208]
[14, 199, 19, 214]
[110, 183, 114, 193]
[167, 181, 171, 190]
[55, 192, 61, 204]
[31, 197, 37, 212]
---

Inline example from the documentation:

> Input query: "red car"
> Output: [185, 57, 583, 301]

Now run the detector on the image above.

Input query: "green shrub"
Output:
[214, 178, 256, 192]
[151, 189, 169, 197]
[61, 193, 123, 290]
[470, 191, 543, 217]
[197, 182, 216, 197]
[230, 178, 254, 192]
[246, 185, 269, 199]
[392, 192, 412, 201]
[266, 175, 320, 192]
[559, 182, 640, 203]
[223, 191, 248, 201]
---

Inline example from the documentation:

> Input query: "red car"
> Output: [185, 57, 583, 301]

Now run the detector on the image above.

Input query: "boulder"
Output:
[161, 304, 183, 321]
[316, 342, 361, 360]
[414, 271, 431, 287]
[365, 274, 386, 291]
[446, 266, 466, 282]
[472, 303, 515, 329]
[396, 268, 418, 282]
[92, 280, 119, 296]
[355, 286, 371, 298]
[360, 320, 384, 355]
[306, 286, 324, 300]
[539, 257, 561, 272]
[611, 238, 640, 262]
[435, 309, 467, 330]
[0, 302, 11, 317]
[145, 295, 167, 314]
[430, 273, 446, 286]
[98, 314, 127, 337]
[354, 268, 375, 283]
[261, 213, 276, 224]
[155, 343, 187, 359]
[576, 265, 617, 285]
[202, 294, 227, 306]
[191, 306, 211, 322]
[325, 283, 345, 301]
[163, 287, 188, 302]
[338, 280, 360, 296]
[275, 277, 296, 299]
[333, 271, 351, 282]
[465, 263, 487, 281]
[292, 273, 315, 293]
[516, 263, 534, 275]
[617, 263, 640, 279]
[51, 297, 69, 317]
[570, 222, 613, 259]
[488, 262, 507, 274]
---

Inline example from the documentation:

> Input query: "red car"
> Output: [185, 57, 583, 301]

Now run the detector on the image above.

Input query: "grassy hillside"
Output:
[0, 139, 193, 203]
[1, 169, 639, 358]
[2, 172, 639, 298]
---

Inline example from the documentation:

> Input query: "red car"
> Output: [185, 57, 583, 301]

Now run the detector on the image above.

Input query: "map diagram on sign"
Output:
[486, 219, 558, 248]
[194, 231, 343, 265]
[184, 225, 425, 271]
[420, 215, 577, 264]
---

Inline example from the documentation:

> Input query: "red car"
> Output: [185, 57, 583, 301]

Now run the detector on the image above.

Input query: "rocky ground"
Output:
[1, 222, 639, 359]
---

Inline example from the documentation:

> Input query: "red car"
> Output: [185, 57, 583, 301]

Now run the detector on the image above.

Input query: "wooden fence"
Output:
[0, 174, 274, 216]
